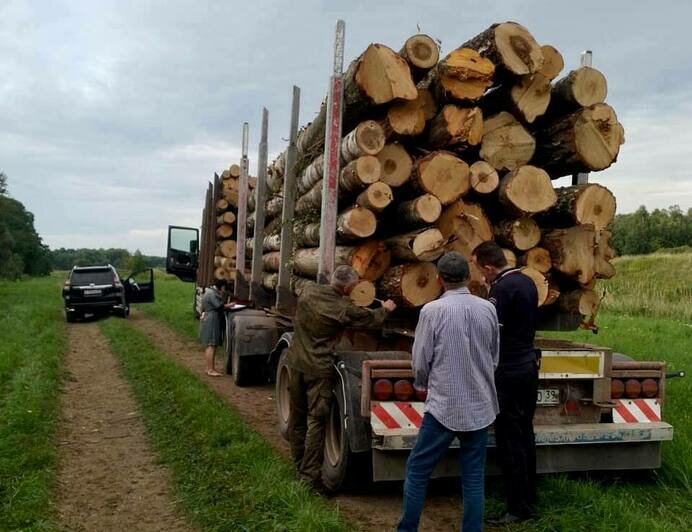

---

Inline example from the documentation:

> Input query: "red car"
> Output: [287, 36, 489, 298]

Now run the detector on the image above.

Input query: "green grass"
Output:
[99, 317, 348, 531]
[600, 251, 692, 322]
[142, 270, 199, 340]
[0, 275, 66, 531]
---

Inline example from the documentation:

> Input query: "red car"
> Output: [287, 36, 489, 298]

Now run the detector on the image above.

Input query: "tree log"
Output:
[217, 240, 237, 259]
[542, 225, 614, 284]
[399, 34, 440, 80]
[461, 22, 544, 77]
[350, 240, 392, 281]
[337, 206, 377, 240]
[378, 262, 441, 307]
[480, 112, 535, 171]
[222, 189, 239, 208]
[340, 156, 381, 195]
[483, 73, 552, 124]
[538, 184, 616, 231]
[350, 279, 376, 307]
[217, 211, 236, 225]
[494, 217, 541, 250]
[420, 48, 495, 103]
[265, 196, 284, 219]
[425, 105, 483, 148]
[498, 165, 557, 215]
[469, 161, 499, 194]
[559, 288, 599, 315]
[411, 151, 470, 205]
[380, 89, 437, 137]
[544, 276, 561, 306]
[216, 224, 234, 239]
[356, 182, 393, 212]
[341, 120, 386, 163]
[538, 45, 564, 80]
[502, 248, 517, 268]
[520, 267, 549, 306]
[214, 256, 236, 269]
[395, 194, 442, 226]
[377, 142, 413, 187]
[297, 154, 324, 196]
[595, 229, 615, 279]
[385, 227, 446, 262]
[518, 247, 551, 273]
[262, 272, 279, 291]
[468, 261, 489, 298]
[550, 67, 607, 115]
[533, 103, 623, 178]
[228, 164, 241, 178]
[437, 200, 494, 258]
[215, 198, 229, 210]
[280, 242, 390, 280]
[294, 221, 321, 247]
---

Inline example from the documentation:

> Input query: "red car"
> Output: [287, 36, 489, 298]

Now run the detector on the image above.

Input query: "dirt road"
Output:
[57, 322, 192, 531]
[129, 311, 463, 531]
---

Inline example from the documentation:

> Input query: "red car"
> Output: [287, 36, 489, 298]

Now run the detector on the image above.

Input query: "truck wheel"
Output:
[275, 348, 291, 440]
[231, 323, 256, 386]
[322, 378, 370, 492]
[223, 315, 233, 375]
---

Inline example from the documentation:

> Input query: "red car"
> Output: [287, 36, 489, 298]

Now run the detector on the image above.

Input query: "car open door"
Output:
[167, 225, 198, 282]
[124, 269, 155, 304]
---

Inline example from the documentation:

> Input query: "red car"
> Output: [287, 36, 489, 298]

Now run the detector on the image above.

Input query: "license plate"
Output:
[537, 388, 560, 406]
[83, 289, 102, 296]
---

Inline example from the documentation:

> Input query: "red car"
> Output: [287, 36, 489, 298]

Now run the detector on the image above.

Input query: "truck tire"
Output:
[322, 377, 371, 492]
[275, 348, 292, 440]
[223, 315, 233, 375]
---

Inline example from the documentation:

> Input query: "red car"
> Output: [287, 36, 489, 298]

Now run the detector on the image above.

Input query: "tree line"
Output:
[49, 248, 165, 271]
[610, 205, 692, 256]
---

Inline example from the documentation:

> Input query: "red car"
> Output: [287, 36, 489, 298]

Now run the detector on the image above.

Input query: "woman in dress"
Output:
[199, 279, 232, 376]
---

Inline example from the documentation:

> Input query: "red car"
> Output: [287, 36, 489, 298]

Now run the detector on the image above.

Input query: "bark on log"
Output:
[341, 120, 386, 163]
[480, 112, 536, 171]
[469, 161, 499, 194]
[544, 276, 561, 306]
[281, 242, 390, 280]
[294, 222, 322, 247]
[461, 22, 544, 77]
[595, 229, 616, 279]
[377, 143, 413, 187]
[378, 262, 441, 307]
[262, 272, 279, 291]
[538, 45, 564, 80]
[217, 211, 236, 225]
[411, 151, 470, 205]
[425, 105, 483, 148]
[265, 196, 284, 220]
[395, 194, 442, 226]
[437, 200, 494, 258]
[380, 89, 437, 137]
[498, 165, 557, 215]
[494, 217, 541, 250]
[355, 182, 393, 212]
[340, 156, 381, 195]
[297, 155, 324, 196]
[337, 206, 377, 240]
[538, 184, 616, 231]
[518, 247, 551, 273]
[420, 48, 495, 103]
[262, 251, 281, 272]
[533, 103, 623, 178]
[222, 189, 239, 208]
[550, 67, 607, 115]
[216, 224, 234, 239]
[542, 225, 614, 284]
[559, 288, 599, 315]
[399, 34, 440, 81]
[520, 267, 549, 306]
[385, 227, 446, 261]
[217, 240, 237, 259]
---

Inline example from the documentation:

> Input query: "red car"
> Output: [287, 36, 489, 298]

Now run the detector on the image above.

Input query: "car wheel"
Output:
[275, 348, 292, 440]
[116, 306, 130, 318]
[65, 309, 76, 323]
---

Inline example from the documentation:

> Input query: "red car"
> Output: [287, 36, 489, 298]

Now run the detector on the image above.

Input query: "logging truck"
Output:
[166, 21, 679, 491]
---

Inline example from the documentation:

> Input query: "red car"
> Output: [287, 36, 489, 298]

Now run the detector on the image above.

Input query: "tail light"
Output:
[393, 379, 414, 401]
[641, 378, 658, 398]
[611, 379, 625, 399]
[624, 379, 641, 398]
[373, 379, 394, 401]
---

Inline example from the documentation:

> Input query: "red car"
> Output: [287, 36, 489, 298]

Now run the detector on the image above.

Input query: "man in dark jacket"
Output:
[286, 265, 396, 490]
[472, 241, 539, 524]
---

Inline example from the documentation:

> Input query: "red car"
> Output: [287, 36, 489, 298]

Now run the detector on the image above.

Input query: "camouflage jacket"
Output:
[285, 283, 389, 377]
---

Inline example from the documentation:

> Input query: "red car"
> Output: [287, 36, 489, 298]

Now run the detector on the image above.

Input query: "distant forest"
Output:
[49, 248, 165, 271]
[610, 205, 692, 256]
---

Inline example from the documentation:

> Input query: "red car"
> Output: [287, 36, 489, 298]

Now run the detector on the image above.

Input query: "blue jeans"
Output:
[398, 413, 488, 532]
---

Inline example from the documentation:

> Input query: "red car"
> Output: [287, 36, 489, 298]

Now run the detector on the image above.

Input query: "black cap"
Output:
[437, 252, 470, 283]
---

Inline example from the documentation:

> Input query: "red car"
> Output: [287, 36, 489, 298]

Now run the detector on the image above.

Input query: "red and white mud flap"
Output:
[371, 402, 425, 434]
[613, 399, 661, 423]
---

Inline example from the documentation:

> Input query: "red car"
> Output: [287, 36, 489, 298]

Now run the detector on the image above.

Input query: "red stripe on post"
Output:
[395, 402, 423, 428]
[614, 402, 638, 423]
[634, 399, 660, 422]
[372, 403, 400, 429]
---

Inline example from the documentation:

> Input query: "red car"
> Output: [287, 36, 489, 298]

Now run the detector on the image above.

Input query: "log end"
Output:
[416, 151, 470, 204]
[356, 43, 418, 104]
[520, 266, 549, 306]
[574, 184, 617, 230]
[469, 161, 499, 194]
[350, 279, 376, 307]
[571, 66, 608, 107]
[500, 165, 557, 215]
[539, 44, 564, 80]
[494, 21, 544, 75]
[401, 262, 442, 307]
[402, 34, 440, 70]
[575, 104, 621, 171]
[378, 143, 413, 187]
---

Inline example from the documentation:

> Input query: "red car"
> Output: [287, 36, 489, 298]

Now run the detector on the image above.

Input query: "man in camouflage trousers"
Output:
[285, 265, 396, 491]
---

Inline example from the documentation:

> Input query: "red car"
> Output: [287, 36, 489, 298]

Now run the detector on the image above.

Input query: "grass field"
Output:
[99, 318, 348, 531]
[0, 275, 66, 531]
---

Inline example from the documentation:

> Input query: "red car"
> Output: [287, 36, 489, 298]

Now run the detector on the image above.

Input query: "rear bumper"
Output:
[65, 300, 127, 311]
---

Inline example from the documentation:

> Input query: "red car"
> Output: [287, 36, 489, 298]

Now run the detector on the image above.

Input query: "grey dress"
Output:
[199, 287, 225, 346]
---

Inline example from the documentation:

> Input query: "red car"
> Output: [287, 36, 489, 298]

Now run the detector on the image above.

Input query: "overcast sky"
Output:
[1, 0, 691, 255]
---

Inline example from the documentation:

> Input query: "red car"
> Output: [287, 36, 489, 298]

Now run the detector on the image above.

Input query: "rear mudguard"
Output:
[230, 310, 279, 359]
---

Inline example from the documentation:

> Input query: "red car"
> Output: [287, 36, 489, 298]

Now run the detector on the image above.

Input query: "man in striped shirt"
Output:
[398, 252, 500, 532]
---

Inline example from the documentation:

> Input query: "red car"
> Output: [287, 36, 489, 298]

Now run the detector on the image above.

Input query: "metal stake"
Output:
[250, 108, 270, 304]
[234, 122, 250, 299]
[317, 19, 345, 285]
[277, 86, 301, 313]
[572, 50, 593, 186]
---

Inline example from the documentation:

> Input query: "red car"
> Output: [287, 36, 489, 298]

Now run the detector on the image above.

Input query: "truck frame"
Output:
[166, 24, 677, 491]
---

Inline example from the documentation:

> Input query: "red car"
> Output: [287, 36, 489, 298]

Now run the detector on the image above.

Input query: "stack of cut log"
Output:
[213, 164, 242, 282]
[248, 22, 622, 319]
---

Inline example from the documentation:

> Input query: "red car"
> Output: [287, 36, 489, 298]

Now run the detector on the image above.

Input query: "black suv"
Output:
[62, 265, 155, 322]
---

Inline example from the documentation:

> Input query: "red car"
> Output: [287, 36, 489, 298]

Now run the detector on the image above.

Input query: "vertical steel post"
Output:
[572, 50, 593, 186]
[210, 173, 220, 287]
[317, 19, 345, 285]
[250, 108, 270, 304]
[234, 122, 250, 299]
[276, 86, 301, 314]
